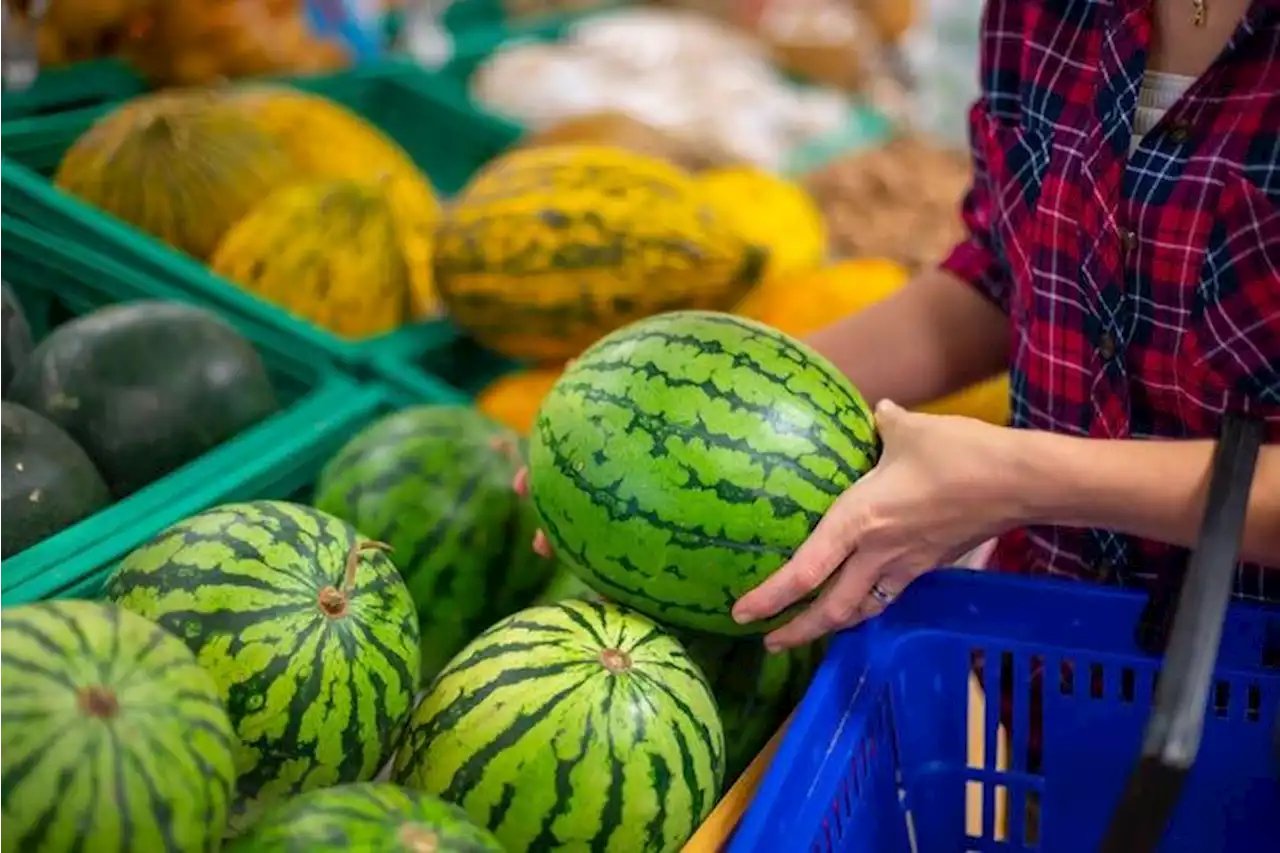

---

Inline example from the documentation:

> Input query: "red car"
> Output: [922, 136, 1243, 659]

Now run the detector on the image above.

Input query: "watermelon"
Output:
[392, 599, 725, 853]
[8, 301, 279, 498]
[528, 310, 880, 635]
[534, 565, 602, 606]
[225, 783, 505, 852]
[2, 282, 34, 398]
[105, 500, 421, 832]
[313, 405, 553, 684]
[679, 632, 819, 784]
[2, 401, 112, 558]
[1, 600, 237, 852]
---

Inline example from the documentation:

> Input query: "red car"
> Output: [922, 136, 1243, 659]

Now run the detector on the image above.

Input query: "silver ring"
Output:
[869, 582, 897, 606]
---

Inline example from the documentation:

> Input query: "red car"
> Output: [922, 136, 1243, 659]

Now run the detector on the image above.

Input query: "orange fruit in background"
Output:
[476, 367, 565, 436]
[737, 257, 1011, 425]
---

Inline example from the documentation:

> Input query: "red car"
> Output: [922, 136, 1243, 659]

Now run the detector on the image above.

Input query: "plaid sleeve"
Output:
[938, 0, 1019, 314]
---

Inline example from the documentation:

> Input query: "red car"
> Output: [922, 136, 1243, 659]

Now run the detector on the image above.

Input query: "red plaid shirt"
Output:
[941, 0, 1280, 602]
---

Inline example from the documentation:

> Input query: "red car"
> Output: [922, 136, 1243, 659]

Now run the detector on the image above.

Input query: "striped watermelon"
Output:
[313, 405, 553, 684]
[679, 632, 819, 784]
[226, 783, 504, 852]
[105, 500, 421, 832]
[392, 599, 725, 853]
[528, 310, 880, 635]
[1, 600, 237, 852]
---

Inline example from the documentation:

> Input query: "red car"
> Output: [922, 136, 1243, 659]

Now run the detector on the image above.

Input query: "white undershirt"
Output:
[1131, 70, 1197, 152]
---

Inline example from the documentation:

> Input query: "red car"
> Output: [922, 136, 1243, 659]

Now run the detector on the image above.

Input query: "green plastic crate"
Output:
[0, 378, 467, 607]
[1, 59, 147, 122]
[0, 215, 409, 603]
[0, 59, 519, 375]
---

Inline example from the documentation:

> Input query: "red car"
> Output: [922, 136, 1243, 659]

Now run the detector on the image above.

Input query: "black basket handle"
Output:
[1100, 414, 1265, 853]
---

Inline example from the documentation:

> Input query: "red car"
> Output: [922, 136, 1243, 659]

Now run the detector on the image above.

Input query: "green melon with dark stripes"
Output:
[313, 405, 554, 684]
[392, 599, 725, 853]
[528, 310, 880, 634]
[1, 600, 237, 852]
[105, 500, 421, 833]
[226, 782, 505, 852]
[678, 631, 820, 785]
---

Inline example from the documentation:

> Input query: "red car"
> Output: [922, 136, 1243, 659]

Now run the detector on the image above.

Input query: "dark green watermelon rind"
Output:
[392, 599, 725, 853]
[225, 782, 504, 852]
[313, 405, 554, 685]
[104, 500, 421, 833]
[528, 311, 881, 635]
[0, 600, 238, 852]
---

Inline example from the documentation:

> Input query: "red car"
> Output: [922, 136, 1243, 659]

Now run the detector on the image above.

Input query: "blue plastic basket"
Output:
[730, 570, 1279, 853]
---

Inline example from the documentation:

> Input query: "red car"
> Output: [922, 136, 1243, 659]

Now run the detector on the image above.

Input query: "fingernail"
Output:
[731, 606, 751, 624]
[532, 530, 552, 559]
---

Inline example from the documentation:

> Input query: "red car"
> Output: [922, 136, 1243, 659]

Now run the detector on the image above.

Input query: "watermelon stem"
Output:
[319, 540, 393, 618]
[598, 648, 633, 674]
[77, 685, 120, 718]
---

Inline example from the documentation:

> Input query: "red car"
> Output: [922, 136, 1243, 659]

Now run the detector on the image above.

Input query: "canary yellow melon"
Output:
[210, 180, 413, 339]
[476, 368, 565, 435]
[55, 90, 302, 261]
[699, 166, 828, 281]
[434, 144, 766, 363]
[226, 86, 441, 315]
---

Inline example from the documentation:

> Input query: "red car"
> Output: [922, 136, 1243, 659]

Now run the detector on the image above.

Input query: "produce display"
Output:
[7, 301, 279, 498]
[22, 0, 350, 86]
[527, 310, 881, 634]
[312, 405, 553, 683]
[0, 600, 237, 852]
[0, 402, 111, 559]
[468, 6, 853, 172]
[227, 783, 504, 853]
[434, 145, 765, 362]
[105, 501, 421, 831]
[53, 85, 441, 338]
[393, 598, 726, 853]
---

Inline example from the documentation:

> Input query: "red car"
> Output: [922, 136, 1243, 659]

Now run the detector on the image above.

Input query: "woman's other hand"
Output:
[733, 400, 1025, 651]
[512, 467, 555, 559]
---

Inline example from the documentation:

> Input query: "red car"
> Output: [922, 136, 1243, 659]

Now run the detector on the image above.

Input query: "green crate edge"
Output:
[0, 216, 388, 600]
[0, 60, 518, 376]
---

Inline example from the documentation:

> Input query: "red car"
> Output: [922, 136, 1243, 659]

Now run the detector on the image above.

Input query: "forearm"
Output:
[804, 267, 1010, 407]
[1007, 431, 1280, 566]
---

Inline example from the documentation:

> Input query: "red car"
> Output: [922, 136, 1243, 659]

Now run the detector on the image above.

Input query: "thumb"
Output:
[874, 398, 907, 433]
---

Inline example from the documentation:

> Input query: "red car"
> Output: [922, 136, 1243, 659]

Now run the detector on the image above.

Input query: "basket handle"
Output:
[1100, 414, 1264, 853]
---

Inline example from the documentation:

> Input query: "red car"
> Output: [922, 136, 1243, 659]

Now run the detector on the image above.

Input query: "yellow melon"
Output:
[476, 367, 566, 435]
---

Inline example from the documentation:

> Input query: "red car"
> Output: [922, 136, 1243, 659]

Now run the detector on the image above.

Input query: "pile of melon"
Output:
[1, 286, 279, 559]
[54, 86, 441, 340]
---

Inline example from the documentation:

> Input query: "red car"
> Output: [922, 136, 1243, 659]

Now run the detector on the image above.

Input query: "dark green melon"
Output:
[678, 631, 819, 784]
[2, 401, 112, 558]
[8, 301, 279, 498]
[528, 310, 880, 635]
[534, 565, 603, 606]
[105, 500, 421, 832]
[225, 783, 505, 853]
[1, 600, 237, 852]
[2, 282, 34, 398]
[393, 599, 725, 853]
[313, 405, 554, 684]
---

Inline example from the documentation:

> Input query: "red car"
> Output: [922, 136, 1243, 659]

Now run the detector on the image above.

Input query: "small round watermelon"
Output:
[8, 301, 279, 498]
[1, 600, 237, 852]
[225, 782, 505, 852]
[393, 599, 725, 853]
[528, 310, 880, 635]
[2, 401, 112, 558]
[313, 405, 553, 684]
[105, 500, 421, 832]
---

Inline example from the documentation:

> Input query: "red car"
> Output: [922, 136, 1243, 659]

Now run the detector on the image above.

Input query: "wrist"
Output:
[985, 425, 1058, 530]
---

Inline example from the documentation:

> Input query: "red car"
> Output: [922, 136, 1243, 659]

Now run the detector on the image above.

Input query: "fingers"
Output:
[532, 529, 554, 559]
[732, 484, 869, 625]
[762, 551, 882, 651]
[512, 466, 529, 498]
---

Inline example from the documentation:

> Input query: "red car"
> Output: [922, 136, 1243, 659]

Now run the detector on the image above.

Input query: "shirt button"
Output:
[1121, 229, 1138, 258]
[1098, 331, 1118, 361]
[1168, 120, 1191, 143]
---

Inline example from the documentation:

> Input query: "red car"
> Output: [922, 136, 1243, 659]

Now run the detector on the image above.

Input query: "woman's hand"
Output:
[733, 400, 1026, 651]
